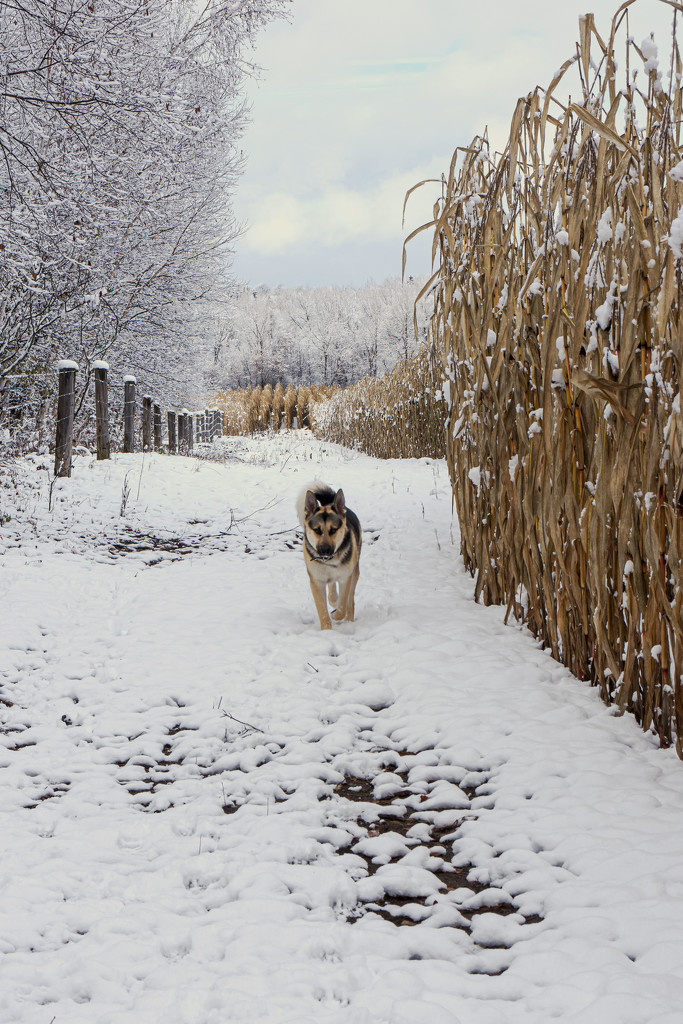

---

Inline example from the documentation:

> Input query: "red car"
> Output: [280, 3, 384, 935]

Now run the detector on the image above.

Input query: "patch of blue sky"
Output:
[351, 56, 448, 76]
[278, 58, 446, 94]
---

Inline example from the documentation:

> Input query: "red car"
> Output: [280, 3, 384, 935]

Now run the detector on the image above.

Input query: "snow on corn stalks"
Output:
[213, 358, 445, 458]
[309, 351, 445, 459]
[413, 1, 683, 752]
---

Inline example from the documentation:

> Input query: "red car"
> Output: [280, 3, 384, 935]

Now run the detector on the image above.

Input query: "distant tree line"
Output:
[203, 277, 430, 390]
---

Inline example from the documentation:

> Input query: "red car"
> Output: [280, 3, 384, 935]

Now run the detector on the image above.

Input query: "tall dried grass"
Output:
[296, 386, 311, 430]
[213, 363, 444, 459]
[214, 383, 314, 435]
[272, 382, 284, 431]
[412, 1, 683, 751]
[283, 384, 297, 428]
[214, 387, 258, 435]
[310, 351, 445, 459]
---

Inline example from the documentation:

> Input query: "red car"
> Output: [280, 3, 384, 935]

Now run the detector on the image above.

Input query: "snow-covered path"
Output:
[2, 433, 683, 1024]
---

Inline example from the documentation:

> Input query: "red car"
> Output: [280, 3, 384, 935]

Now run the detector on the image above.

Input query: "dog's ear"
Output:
[304, 490, 318, 517]
[333, 489, 346, 515]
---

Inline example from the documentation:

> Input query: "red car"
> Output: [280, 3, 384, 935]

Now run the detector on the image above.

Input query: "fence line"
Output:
[54, 361, 78, 477]
[93, 363, 111, 461]
[49, 363, 224, 476]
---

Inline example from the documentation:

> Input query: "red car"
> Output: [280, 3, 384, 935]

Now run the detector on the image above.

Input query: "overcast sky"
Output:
[233, 0, 676, 289]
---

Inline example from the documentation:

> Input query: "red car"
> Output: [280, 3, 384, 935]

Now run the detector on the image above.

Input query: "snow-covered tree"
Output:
[204, 277, 430, 391]
[0, 0, 288, 416]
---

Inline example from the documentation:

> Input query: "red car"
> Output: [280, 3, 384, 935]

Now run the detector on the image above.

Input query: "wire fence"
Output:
[0, 363, 225, 471]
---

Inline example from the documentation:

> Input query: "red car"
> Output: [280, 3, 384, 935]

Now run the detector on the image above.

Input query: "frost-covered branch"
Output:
[0, 0, 289, 414]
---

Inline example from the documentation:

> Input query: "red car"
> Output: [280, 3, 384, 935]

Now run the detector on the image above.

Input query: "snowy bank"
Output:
[1, 432, 683, 1023]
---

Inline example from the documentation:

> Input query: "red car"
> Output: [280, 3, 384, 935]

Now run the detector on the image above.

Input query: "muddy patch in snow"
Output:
[326, 755, 543, 973]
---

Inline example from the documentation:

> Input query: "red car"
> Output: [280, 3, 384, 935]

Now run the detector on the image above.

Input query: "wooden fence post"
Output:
[178, 412, 186, 453]
[93, 361, 111, 461]
[168, 411, 177, 453]
[142, 395, 152, 452]
[187, 413, 194, 452]
[153, 403, 162, 451]
[54, 361, 78, 478]
[204, 407, 210, 442]
[123, 376, 136, 453]
[213, 409, 223, 439]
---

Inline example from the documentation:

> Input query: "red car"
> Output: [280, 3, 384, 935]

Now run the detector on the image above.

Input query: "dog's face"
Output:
[304, 489, 346, 561]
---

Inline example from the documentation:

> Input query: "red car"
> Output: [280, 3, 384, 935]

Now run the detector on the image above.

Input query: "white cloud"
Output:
[235, 0, 675, 285]
[246, 194, 306, 252]
[243, 161, 446, 253]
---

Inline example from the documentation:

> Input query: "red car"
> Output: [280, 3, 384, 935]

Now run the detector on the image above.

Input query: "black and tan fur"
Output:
[296, 481, 361, 630]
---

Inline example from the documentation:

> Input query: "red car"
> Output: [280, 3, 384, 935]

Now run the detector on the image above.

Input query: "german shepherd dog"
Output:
[296, 482, 361, 630]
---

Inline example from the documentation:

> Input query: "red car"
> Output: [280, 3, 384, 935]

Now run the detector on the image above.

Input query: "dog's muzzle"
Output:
[312, 543, 334, 561]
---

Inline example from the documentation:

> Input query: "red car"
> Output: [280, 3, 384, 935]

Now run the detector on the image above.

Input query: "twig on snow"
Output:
[221, 710, 265, 734]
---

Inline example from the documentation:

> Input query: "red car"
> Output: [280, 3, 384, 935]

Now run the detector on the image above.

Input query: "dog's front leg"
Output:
[346, 563, 359, 621]
[333, 565, 359, 622]
[309, 577, 332, 630]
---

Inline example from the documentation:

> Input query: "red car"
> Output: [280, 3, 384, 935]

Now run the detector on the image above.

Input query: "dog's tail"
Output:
[296, 480, 334, 527]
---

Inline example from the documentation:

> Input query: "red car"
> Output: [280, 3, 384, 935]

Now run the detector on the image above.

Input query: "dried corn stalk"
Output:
[310, 350, 446, 459]
[417, 1, 683, 752]
[214, 384, 329, 437]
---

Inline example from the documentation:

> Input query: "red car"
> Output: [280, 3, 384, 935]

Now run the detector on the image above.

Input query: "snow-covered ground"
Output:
[2, 431, 683, 1024]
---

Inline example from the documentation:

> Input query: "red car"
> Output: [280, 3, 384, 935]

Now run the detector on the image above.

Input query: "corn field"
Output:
[214, 384, 332, 435]
[414, 1, 683, 753]
[213, 355, 444, 460]
[310, 352, 445, 459]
